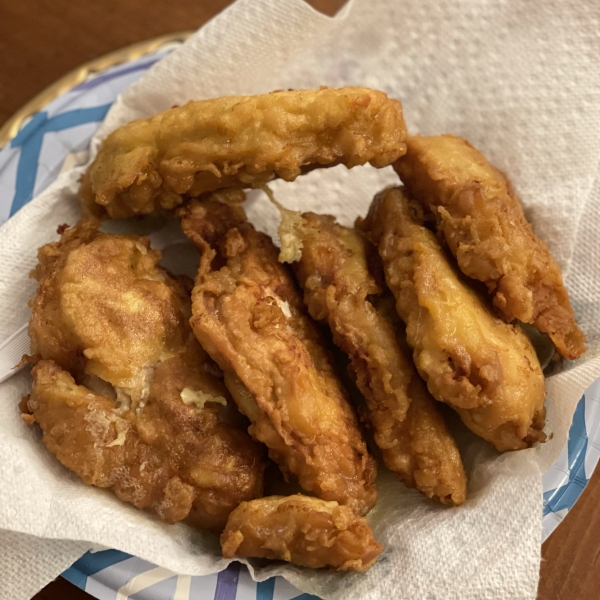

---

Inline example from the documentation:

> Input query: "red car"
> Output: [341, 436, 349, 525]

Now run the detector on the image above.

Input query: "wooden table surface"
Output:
[0, 1, 597, 599]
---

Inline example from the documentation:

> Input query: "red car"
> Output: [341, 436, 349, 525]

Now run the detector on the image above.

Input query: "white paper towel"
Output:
[1, 0, 599, 598]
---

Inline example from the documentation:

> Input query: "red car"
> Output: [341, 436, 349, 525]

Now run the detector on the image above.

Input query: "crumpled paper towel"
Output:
[1, 0, 600, 598]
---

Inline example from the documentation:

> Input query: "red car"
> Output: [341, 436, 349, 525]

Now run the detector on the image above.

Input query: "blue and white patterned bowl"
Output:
[1, 43, 597, 600]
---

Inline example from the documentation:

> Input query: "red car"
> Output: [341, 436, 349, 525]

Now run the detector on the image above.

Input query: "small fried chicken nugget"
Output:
[221, 494, 382, 572]
[287, 212, 466, 504]
[179, 199, 377, 515]
[80, 87, 407, 218]
[395, 134, 585, 359]
[25, 222, 264, 530]
[358, 188, 546, 452]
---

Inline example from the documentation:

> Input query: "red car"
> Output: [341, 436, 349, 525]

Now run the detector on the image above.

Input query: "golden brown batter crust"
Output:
[24, 221, 264, 530]
[80, 87, 407, 218]
[359, 188, 546, 452]
[221, 494, 382, 571]
[289, 212, 466, 504]
[179, 199, 378, 515]
[395, 134, 585, 359]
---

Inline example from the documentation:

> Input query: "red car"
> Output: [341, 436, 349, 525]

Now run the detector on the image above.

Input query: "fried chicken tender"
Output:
[221, 494, 382, 572]
[287, 212, 466, 504]
[80, 87, 407, 218]
[179, 199, 377, 515]
[358, 188, 546, 452]
[29, 219, 188, 407]
[24, 222, 264, 530]
[394, 134, 585, 359]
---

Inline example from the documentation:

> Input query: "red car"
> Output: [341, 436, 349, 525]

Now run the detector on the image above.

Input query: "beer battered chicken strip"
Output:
[179, 199, 377, 515]
[359, 188, 546, 452]
[23, 222, 264, 529]
[80, 87, 407, 218]
[287, 213, 466, 504]
[395, 135, 585, 359]
[221, 495, 382, 572]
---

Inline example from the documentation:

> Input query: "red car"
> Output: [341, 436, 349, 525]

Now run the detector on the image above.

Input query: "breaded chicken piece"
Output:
[179, 199, 377, 515]
[29, 219, 190, 407]
[25, 222, 264, 530]
[358, 188, 546, 452]
[395, 134, 585, 360]
[80, 87, 407, 218]
[221, 494, 382, 572]
[287, 212, 466, 504]
[22, 359, 263, 530]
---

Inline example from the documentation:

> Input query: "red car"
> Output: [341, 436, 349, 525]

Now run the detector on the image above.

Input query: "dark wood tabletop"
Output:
[1, 1, 598, 599]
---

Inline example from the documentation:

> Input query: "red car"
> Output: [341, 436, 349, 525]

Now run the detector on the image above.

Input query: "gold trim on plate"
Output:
[0, 31, 193, 149]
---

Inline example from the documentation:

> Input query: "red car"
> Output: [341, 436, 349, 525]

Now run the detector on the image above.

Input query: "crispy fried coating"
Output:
[25, 223, 264, 530]
[179, 199, 377, 515]
[80, 87, 407, 218]
[289, 213, 466, 505]
[221, 494, 382, 572]
[359, 188, 546, 452]
[29, 219, 190, 407]
[394, 134, 585, 359]
[23, 360, 263, 530]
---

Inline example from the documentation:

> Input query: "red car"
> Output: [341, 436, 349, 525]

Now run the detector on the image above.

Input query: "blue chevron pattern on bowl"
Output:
[0, 52, 166, 224]
[62, 551, 317, 600]
[1, 44, 598, 600]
